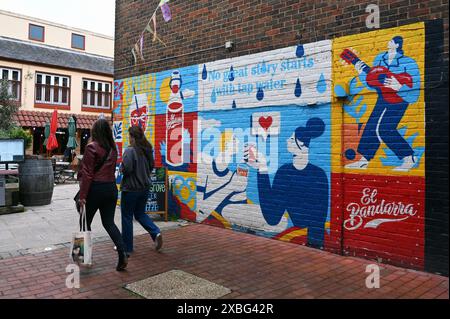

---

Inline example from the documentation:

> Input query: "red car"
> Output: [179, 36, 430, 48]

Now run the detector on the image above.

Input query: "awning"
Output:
[14, 110, 111, 129]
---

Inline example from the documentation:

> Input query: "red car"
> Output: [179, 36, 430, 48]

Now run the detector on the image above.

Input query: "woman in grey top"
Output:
[120, 125, 162, 255]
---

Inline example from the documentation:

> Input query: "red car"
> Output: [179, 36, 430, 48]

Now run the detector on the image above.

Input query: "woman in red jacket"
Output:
[78, 119, 127, 271]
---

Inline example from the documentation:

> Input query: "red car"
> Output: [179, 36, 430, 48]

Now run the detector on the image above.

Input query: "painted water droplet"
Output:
[202, 64, 208, 80]
[229, 66, 235, 81]
[211, 89, 217, 103]
[256, 87, 264, 101]
[296, 45, 305, 58]
[232, 100, 236, 109]
[294, 78, 302, 97]
[316, 73, 327, 93]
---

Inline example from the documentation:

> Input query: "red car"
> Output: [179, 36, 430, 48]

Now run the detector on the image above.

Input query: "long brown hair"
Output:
[129, 125, 154, 165]
[91, 119, 115, 151]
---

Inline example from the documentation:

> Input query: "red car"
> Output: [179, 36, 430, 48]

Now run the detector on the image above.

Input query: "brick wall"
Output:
[114, 0, 449, 275]
[115, 0, 448, 78]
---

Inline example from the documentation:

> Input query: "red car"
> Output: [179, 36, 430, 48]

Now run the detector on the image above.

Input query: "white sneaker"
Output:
[345, 157, 369, 169]
[154, 233, 163, 251]
[393, 155, 416, 172]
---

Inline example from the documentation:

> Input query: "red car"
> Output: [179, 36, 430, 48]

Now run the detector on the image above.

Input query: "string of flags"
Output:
[131, 0, 172, 65]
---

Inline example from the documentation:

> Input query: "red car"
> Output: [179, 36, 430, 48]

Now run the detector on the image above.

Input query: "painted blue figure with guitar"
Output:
[342, 36, 421, 172]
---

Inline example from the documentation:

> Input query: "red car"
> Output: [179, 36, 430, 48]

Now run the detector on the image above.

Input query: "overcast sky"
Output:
[0, 0, 115, 37]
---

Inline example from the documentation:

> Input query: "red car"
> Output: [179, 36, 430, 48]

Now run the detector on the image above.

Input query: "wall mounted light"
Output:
[225, 41, 234, 52]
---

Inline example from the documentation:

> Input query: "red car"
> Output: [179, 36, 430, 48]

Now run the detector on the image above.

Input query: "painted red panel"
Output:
[324, 173, 345, 254]
[342, 173, 425, 269]
[154, 112, 197, 173]
[116, 142, 123, 164]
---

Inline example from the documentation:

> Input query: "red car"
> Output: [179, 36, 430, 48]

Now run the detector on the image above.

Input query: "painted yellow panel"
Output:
[168, 170, 197, 211]
[332, 22, 425, 177]
[121, 74, 157, 147]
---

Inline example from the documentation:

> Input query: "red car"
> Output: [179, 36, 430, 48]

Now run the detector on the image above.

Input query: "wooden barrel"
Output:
[18, 159, 54, 206]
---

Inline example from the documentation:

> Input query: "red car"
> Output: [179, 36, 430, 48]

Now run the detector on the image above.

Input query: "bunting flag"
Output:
[151, 14, 157, 42]
[131, 48, 137, 65]
[134, 42, 143, 61]
[130, 0, 171, 65]
[139, 35, 144, 60]
[145, 22, 167, 47]
[160, 3, 172, 22]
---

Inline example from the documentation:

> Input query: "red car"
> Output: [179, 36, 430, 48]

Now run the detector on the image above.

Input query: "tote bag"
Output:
[69, 206, 93, 266]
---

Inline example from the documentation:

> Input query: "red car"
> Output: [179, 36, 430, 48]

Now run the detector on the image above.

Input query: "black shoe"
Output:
[116, 251, 128, 271]
[114, 246, 131, 258]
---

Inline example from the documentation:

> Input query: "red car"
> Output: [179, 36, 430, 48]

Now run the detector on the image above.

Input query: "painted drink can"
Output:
[166, 71, 184, 166]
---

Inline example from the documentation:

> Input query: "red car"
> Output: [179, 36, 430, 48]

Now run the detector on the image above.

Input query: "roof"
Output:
[0, 36, 113, 75]
[14, 110, 111, 129]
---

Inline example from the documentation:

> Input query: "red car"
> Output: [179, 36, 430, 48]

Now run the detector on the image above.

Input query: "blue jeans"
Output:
[121, 190, 161, 253]
[357, 95, 414, 161]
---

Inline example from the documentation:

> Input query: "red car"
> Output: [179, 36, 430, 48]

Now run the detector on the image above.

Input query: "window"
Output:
[82, 79, 111, 110]
[0, 67, 21, 101]
[35, 72, 70, 106]
[29, 24, 45, 42]
[71, 34, 85, 50]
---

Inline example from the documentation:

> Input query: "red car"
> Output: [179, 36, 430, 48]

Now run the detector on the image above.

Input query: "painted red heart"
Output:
[258, 116, 273, 131]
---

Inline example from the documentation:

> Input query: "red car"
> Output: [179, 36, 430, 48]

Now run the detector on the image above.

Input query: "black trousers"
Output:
[79, 182, 125, 253]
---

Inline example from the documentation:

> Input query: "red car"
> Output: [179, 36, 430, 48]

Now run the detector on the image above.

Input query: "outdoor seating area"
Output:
[52, 158, 77, 184]
[46, 112, 79, 184]
[1, 107, 81, 212]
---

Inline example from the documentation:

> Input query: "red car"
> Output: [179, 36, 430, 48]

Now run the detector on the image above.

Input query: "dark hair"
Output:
[91, 119, 115, 151]
[392, 36, 404, 55]
[294, 117, 325, 148]
[129, 125, 154, 166]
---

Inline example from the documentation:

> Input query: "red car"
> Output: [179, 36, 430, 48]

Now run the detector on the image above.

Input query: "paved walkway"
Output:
[0, 184, 182, 256]
[0, 224, 448, 299]
[0, 184, 448, 299]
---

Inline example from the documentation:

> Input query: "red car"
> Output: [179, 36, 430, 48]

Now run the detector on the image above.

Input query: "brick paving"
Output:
[0, 184, 178, 253]
[0, 224, 448, 299]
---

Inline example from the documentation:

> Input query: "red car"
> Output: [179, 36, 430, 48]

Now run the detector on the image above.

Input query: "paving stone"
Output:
[0, 230, 14, 240]
[125, 269, 232, 299]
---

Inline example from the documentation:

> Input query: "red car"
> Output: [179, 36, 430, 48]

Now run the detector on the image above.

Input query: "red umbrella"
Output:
[46, 109, 59, 151]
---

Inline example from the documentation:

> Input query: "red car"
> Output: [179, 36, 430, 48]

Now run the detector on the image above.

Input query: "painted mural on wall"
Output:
[114, 41, 333, 248]
[154, 66, 198, 172]
[196, 42, 333, 247]
[197, 106, 331, 248]
[113, 73, 157, 205]
[113, 65, 199, 214]
[199, 40, 331, 111]
[113, 22, 430, 270]
[332, 22, 426, 268]
[333, 23, 425, 176]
